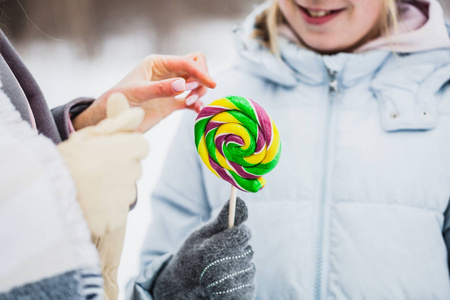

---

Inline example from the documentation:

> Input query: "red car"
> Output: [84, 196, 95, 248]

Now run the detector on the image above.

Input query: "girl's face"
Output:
[278, 0, 385, 54]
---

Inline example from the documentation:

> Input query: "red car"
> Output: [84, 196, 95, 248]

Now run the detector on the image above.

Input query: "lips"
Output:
[297, 4, 346, 25]
[308, 10, 331, 17]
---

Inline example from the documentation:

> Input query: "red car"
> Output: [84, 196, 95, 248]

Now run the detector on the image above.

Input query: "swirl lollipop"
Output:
[194, 95, 281, 227]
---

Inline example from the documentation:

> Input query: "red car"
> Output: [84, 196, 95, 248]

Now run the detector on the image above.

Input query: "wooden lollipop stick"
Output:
[228, 185, 238, 228]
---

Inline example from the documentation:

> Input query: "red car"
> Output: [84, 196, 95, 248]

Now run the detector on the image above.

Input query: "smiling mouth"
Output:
[298, 5, 345, 18]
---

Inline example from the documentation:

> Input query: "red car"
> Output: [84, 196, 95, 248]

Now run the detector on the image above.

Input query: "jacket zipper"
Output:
[314, 68, 340, 300]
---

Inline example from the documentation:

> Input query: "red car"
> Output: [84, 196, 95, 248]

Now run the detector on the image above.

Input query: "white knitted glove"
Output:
[58, 93, 149, 300]
[57, 93, 149, 236]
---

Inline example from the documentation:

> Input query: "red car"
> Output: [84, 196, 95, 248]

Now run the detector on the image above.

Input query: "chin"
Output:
[302, 37, 355, 55]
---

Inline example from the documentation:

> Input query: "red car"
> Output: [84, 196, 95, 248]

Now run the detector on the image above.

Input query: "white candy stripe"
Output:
[214, 132, 230, 139]
[247, 99, 260, 127]
[266, 119, 275, 149]
[225, 168, 241, 189]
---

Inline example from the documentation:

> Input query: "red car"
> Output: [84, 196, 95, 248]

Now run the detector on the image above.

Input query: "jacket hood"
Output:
[358, 0, 450, 53]
[233, 0, 450, 87]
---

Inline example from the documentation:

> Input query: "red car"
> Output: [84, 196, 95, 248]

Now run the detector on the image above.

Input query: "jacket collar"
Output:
[278, 37, 391, 87]
[234, 23, 391, 88]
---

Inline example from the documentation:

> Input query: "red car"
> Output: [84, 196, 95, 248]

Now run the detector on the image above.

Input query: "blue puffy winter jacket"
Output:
[130, 2, 450, 299]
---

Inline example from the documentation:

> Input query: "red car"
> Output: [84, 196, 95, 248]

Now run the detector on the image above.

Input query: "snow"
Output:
[17, 19, 238, 299]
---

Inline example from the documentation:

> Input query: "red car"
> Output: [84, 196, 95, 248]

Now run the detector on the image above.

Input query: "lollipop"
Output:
[194, 95, 281, 226]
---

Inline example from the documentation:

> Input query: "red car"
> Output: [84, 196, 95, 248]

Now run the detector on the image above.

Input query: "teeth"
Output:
[307, 10, 330, 17]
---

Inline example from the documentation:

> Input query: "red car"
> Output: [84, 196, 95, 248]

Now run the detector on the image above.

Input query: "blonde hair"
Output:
[253, 0, 400, 55]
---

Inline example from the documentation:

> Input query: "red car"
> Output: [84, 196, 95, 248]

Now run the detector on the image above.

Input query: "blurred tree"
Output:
[442, 1, 450, 19]
[0, 0, 264, 55]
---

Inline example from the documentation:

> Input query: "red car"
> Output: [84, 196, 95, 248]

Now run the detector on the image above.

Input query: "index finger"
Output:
[164, 56, 216, 89]
[185, 52, 209, 73]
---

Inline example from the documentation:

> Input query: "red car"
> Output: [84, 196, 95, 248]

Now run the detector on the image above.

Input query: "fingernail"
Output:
[172, 79, 186, 92]
[185, 81, 199, 91]
[185, 94, 199, 106]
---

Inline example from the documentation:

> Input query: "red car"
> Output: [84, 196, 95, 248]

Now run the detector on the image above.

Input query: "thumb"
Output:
[88, 93, 145, 135]
[217, 197, 248, 228]
[137, 77, 186, 100]
[107, 92, 131, 118]
[196, 197, 248, 238]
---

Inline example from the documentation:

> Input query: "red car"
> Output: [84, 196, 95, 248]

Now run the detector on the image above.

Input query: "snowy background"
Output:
[4, 0, 450, 299]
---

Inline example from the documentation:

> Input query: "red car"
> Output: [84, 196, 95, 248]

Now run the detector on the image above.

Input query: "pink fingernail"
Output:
[185, 81, 199, 91]
[172, 79, 186, 92]
[185, 94, 199, 106]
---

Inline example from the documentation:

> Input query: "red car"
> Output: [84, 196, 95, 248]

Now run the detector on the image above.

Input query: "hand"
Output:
[73, 53, 216, 132]
[153, 198, 256, 300]
[58, 93, 149, 300]
[58, 93, 149, 236]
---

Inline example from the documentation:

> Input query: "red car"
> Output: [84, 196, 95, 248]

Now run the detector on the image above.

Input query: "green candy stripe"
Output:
[194, 95, 281, 193]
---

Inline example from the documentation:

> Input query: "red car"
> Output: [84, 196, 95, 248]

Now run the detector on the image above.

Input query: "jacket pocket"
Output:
[371, 63, 450, 132]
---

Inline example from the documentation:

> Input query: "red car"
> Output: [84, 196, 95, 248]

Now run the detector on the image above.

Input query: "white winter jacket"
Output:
[131, 1, 450, 299]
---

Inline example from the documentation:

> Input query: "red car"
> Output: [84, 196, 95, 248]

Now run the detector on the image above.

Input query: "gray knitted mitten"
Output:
[153, 198, 256, 300]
